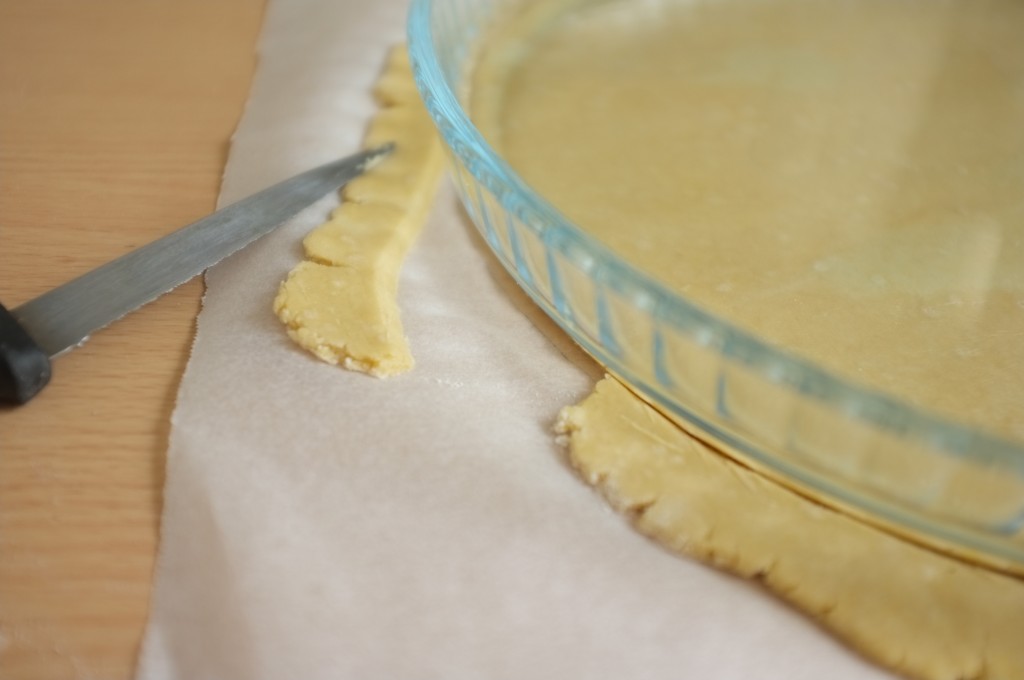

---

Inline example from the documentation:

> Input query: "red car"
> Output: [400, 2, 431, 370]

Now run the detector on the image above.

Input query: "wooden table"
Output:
[0, 2, 265, 677]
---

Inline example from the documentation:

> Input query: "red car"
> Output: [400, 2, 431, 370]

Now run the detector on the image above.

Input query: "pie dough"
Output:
[274, 46, 444, 376]
[557, 376, 1024, 680]
[472, 0, 1024, 441]
[468, 1, 1024, 677]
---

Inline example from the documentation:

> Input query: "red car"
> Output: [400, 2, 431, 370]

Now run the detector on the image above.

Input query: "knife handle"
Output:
[0, 302, 51, 404]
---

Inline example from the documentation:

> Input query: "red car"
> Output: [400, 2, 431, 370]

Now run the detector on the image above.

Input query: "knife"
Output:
[0, 144, 392, 405]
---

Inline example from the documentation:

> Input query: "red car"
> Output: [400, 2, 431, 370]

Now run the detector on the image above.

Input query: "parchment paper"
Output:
[136, 1, 892, 677]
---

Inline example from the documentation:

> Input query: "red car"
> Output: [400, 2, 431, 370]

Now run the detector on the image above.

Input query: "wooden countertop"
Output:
[0, 1, 265, 677]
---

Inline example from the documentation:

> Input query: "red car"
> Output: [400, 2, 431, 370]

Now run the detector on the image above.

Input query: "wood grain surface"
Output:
[0, 1, 265, 677]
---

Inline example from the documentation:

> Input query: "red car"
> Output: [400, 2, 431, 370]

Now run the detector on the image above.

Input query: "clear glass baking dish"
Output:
[407, 0, 1024, 574]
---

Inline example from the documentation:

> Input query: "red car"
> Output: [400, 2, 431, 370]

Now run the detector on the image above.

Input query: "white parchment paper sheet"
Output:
[136, 1, 891, 678]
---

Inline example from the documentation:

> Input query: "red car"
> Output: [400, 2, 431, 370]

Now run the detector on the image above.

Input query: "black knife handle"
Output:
[0, 302, 51, 404]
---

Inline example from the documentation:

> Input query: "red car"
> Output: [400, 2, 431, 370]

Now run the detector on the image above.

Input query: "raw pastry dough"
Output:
[465, 3, 1024, 675]
[472, 0, 1024, 441]
[274, 46, 444, 376]
[557, 377, 1024, 680]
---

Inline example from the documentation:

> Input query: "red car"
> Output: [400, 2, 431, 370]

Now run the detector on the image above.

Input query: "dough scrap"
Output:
[274, 46, 444, 376]
[556, 377, 1024, 680]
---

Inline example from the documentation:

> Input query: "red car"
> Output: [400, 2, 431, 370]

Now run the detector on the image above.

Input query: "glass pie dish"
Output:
[407, 0, 1024, 574]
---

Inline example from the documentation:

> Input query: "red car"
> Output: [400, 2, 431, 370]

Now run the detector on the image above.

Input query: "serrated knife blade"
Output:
[0, 144, 391, 404]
